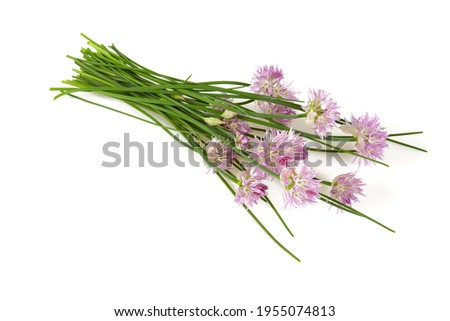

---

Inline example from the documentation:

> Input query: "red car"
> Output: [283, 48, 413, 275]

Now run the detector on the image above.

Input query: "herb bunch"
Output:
[51, 35, 426, 261]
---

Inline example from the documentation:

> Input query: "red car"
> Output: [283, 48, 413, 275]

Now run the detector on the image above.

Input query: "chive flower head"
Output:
[280, 164, 320, 207]
[305, 89, 340, 138]
[235, 168, 269, 207]
[330, 172, 365, 206]
[341, 113, 388, 164]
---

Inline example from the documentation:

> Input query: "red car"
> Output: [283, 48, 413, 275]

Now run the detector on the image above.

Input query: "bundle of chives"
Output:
[51, 35, 425, 261]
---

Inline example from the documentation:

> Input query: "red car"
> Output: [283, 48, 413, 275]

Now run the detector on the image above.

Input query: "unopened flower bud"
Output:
[204, 117, 225, 126]
[221, 110, 238, 119]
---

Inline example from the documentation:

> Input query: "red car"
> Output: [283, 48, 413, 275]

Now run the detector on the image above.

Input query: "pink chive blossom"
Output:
[206, 137, 236, 170]
[305, 89, 340, 138]
[252, 129, 308, 174]
[250, 65, 283, 95]
[257, 101, 297, 126]
[340, 113, 388, 164]
[330, 172, 365, 206]
[235, 131, 250, 150]
[280, 164, 320, 208]
[224, 117, 251, 135]
[234, 168, 269, 207]
[251, 65, 298, 100]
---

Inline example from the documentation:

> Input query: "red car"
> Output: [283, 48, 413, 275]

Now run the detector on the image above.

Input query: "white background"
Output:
[1, 1, 449, 320]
